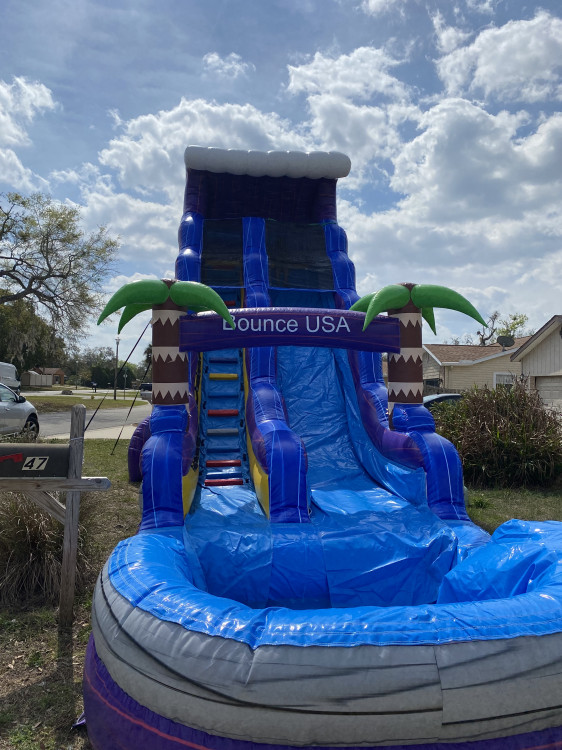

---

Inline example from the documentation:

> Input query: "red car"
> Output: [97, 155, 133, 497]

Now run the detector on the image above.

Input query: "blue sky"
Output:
[1, 0, 561, 359]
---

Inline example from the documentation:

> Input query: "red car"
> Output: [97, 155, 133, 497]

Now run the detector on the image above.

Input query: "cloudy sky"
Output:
[1, 0, 561, 359]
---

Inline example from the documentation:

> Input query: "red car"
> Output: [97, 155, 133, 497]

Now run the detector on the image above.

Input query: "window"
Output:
[0, 385, 16, 402]
[494, 372, 514, 389]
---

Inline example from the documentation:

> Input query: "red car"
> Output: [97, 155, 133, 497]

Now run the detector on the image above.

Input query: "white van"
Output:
[0, 362, 21, 392]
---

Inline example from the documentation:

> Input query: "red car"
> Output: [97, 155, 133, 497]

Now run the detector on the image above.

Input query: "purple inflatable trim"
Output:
[84, 637, 562, 750]
[128, 417, 151, 482]
[346, 350, 424, 470]
[180, 308, 400, 354]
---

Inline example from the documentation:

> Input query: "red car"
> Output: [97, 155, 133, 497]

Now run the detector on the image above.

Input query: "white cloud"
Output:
[360, 0, 407, 16]
[0, 76, 55, 147]
[202, 52, 255, 79]
[288, 46, 408, 102]
[287, 47, 419, 183]
[333, 89, 562, 338]
[437, 12, 562, 102]
[390, 99, 562, 226]
[52, 162, 178, 278]
[81, 185, 178, 269]
[108, 108, 123, 129]
[465, 0, 498, 14]
[98, 98, 309, 198]
[0, 77, 55, 191]
[344, 190, 559, 339]
[0, 148, 48, 192]
[305, 94, 415, 181]
[431, 12, 471, 55]
[106, 271, 163, 293]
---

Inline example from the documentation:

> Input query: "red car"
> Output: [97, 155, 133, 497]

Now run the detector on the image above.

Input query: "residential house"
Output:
[423, 337, 530, 394]
[21, 370, 52, 387]
[35, 367, 66, 385]
[510, 315, 562, 410]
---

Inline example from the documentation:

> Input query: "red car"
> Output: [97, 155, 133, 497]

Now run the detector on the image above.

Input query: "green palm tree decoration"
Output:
[351, 282, 486, 422]
[98, 279, 234, 406]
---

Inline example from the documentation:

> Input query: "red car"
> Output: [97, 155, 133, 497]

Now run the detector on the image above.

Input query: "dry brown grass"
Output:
[0, 440, 139, 750]
[0, 496, 94, 606]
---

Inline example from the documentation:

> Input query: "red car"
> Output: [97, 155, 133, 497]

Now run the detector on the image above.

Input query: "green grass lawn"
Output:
[466, 485, 562, 532]
[0, 440, 561, 749]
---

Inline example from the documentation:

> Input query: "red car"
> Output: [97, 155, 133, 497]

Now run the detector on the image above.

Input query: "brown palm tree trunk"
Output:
[387, 286, 423, 426]
[151, 280, 189, 406]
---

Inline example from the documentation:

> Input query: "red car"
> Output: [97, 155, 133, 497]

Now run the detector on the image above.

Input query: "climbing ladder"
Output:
[199, 297, 249, 489]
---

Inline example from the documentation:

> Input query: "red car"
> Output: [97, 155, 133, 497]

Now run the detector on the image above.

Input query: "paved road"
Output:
[38, 403, 152, 439]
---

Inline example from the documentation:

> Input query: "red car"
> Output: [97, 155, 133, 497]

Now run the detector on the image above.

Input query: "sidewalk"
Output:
[39, 403, 152, 441]
[23, 388, 141, 401]
[42, 424, 141, 440]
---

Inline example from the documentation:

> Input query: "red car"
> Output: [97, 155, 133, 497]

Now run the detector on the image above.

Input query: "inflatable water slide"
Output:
[85, 147, 562, 750]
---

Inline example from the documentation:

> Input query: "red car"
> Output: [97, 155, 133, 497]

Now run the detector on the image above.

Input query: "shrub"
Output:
[432, 383, 562, 488]
[0, 494, 93, 605]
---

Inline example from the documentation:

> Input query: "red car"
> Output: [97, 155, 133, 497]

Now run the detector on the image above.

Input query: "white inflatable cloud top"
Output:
[184, 146, 351, 179]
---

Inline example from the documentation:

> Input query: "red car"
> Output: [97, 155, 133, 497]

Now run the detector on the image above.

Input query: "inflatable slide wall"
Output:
[85, 147, 562, 750]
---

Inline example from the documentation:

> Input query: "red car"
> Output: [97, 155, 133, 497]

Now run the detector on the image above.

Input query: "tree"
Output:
[64, 346, 115, 387]
[496, 312, 532, 339]
[0, 298, 67, 372]
[475, 310, 501, 345]
[449, 311, 533, 345]
[141, 343, 152, 381]
[0, 192, 118, 340]
[115, 363, 137, 390]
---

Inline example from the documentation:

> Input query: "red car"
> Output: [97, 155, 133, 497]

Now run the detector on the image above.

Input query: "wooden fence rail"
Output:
[0, 404, 111, 627]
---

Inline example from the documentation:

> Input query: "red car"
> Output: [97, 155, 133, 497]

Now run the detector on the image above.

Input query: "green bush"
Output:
[0, 494, 93, 605]
[432, 383, 562, 488]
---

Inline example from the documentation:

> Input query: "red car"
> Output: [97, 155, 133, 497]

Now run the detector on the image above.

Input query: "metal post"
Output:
[113, 335, 120, 400]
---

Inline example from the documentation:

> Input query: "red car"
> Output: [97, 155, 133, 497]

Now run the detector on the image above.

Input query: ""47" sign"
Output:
[21, 456, 50, 471]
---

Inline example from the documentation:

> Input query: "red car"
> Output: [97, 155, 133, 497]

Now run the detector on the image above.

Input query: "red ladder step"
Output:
[206, 459, 241, 467]
[207, 408, 239, 417]
[204, 478, 244, 487]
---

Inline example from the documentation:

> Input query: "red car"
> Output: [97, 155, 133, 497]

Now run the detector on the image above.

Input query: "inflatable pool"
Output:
[84, 147, 562, 749]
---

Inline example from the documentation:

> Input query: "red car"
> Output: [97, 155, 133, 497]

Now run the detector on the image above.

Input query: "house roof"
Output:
[36, 367, 65, 375]
[510, 316, 562, 361]
[425, 337, 530, 366]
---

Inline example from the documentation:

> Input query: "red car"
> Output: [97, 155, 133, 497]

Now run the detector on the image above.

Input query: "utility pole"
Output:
[113, 335, 120, 400]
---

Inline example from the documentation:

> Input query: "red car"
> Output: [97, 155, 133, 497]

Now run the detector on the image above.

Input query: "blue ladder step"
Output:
[205, 468, 243, 480]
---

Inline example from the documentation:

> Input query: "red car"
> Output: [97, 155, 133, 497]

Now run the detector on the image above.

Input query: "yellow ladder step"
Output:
[209, 372, 238, 381]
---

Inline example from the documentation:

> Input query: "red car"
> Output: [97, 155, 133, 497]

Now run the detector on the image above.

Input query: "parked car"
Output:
[139, 382, 152, 403]
[0, 384, 39, 437]
[0, 361, 20, 392]
[423, 393, 462, 410]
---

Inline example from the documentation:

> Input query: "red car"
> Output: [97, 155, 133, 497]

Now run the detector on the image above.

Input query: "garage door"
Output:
[536, 376, 562, 410]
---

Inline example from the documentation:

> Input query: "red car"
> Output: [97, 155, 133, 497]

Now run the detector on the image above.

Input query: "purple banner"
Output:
[179, 307, 400, 353]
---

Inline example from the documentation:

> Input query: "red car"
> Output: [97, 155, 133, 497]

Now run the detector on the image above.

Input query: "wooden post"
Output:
[59, 404, 86, 629]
